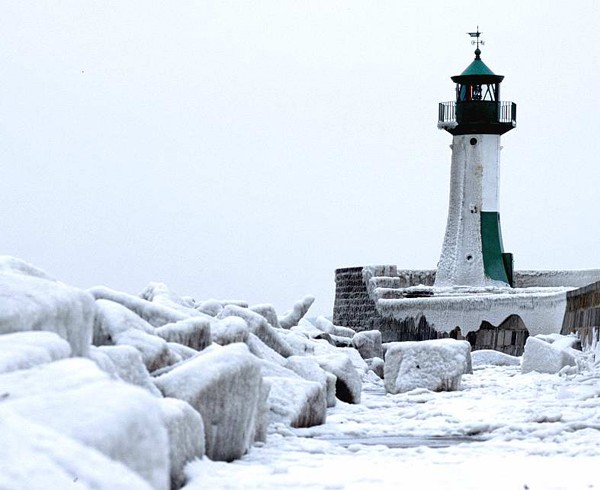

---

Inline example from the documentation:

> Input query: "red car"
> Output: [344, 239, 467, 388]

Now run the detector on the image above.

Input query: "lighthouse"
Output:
[435, 29, 517, 288]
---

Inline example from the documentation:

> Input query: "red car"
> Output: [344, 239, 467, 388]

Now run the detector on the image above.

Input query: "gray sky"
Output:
[1, 1, 599, 316]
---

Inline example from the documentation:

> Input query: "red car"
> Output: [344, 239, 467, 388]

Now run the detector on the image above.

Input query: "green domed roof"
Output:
[460, 57, 496, 76]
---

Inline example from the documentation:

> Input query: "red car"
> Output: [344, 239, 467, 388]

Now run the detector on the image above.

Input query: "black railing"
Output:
[438, 101, 516, 128]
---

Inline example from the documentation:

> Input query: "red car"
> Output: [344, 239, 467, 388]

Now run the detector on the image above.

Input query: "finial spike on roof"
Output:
[467, 26, 485, 58]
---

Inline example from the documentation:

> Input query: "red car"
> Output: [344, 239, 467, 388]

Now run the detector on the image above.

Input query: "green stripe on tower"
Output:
[480, 211, 510, 284]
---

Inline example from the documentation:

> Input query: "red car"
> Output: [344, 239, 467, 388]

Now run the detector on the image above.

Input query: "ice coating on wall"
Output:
[377, 286, 569, 336]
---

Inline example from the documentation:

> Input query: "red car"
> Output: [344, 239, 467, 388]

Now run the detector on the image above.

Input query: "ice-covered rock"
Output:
[279, 295, 315, 329]
[196, 299, 223, 316]
[246, 332, 286, 365]
[217, 305, 294, 357]
[314, 353, 362, 404]
[315, 316, 355, 338]
[0, 256, 56, 281]
[291, 319, 333, 343]
[285, 355, 337, 408]
[367, 357, 385, 379]
[263, 376, 327, 428]
[92, 345, 162, 396]
[339, 347, 369, 374]
[0, 410, 153, 490]
[154, 343, 265, 462]
[114, 329, 173, 372]
[352, 330, 383, 360]
[521, 336, 580, 374]
[158, 397, 205, 489]
[89, 286, 188, 327]
[93, 299, 155, 345]
[167, 342, 199, 362]
[155, 317, 212, 351]
[276, 329, 316, 356]
[472, 349, 521, 367]
[0, 331, 71, 374]
[250, 303, 282, 329]
[139, 282, 201, 317]
[384, 339, 470, 394]
[0, 271, 95, 356]
[0, 359, 170, 489]
[211, 316, 250, 345]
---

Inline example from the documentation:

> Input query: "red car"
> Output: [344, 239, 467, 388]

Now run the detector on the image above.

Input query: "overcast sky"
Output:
[1, 1, 599, 316]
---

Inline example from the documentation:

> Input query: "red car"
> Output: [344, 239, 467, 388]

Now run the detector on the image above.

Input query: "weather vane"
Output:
[468, 26, 484, 50]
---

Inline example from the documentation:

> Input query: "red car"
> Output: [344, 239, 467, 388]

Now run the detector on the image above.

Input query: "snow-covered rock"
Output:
[91, 345, 162, 396]
[250, 303, 282, 329]
[155, 317, 212, 351]
[521, 336, 580, 374]
[384, 339, 470, 394]
[167, 342, 199, 363]
[0, 359, 170, 489]
[314, 353, 362, 404]
[217, 305, 294, 357]
[0, 410, 153, 490]
[285, 355, 337, 407]
[0, 256, 56, 281]
[276, 329, 316, 356]
[196, 299, 223, 316]
[0, 331, 71, 374]
[89, 286, 188, 327]
[263, 376, 327, 428]
[315, 316, 355, 338]
[93, 299, 155, 345]
[154, 343, 265, 462]
[114, 329, 173, 372]
[352, 330, 383, 360]
[339, 347, 369, 374]
[158, 397, 205, 489]
[246, 332, 286, 365]
[279, 295, 315, 329]
[139, 282, 200, 316]
[472, 349, 521, 367]
[0, 271, 95, 356]
[211, 316, 250, 345]
[367, 357, 385, 379]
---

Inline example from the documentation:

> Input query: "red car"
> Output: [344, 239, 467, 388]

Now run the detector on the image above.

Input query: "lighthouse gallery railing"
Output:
[438, 101, 516, 128]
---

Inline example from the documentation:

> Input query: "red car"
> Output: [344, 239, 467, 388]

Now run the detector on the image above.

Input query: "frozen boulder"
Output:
[279, 295, 315, 329]
[367, 357, 385, 379]
[93, 345, 162, 396]
[264, 376, 326, 428]
[0, 331, 71, 374]
[114, 329, 173, 372]
[314, 353, 362, 404]
[0, 271, 95, 356]
[211, 316, 250, 345]
[167, 342, 199, 363]
[521, 336, 579, 374]
[286, 355, 337, 407]
[154, 343, 265, 462]
[315, 316, 355, 338]
[89, 286, 188, 327]
[0, 359, 170, 489]
[249, 303, 281, 329]
[0, 256, 56, 281]
[384, 339, 470, 394]
[0, 410, 153, 490]
[93, 299, 155, 345]
[276, 329, 316, 356]
[217, 305, 294, 357]
[352, 330, 383, 360]
[472, 349, 521, 367]
[155, 317, 212, 351]
[196, 299, 223, 317]
[139, 282, 199, 316]
[158, 397, 205, 489]
[246, 332, 286, 365]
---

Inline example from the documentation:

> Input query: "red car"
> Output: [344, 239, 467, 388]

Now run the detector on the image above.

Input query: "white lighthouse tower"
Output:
[435, 29, 517, 287]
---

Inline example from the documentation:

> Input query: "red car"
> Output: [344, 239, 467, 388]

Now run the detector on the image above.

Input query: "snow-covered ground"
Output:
[186, 363, 600, 489]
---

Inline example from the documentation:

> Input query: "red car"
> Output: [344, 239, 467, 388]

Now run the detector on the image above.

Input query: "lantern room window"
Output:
[457, 83, 498, 102]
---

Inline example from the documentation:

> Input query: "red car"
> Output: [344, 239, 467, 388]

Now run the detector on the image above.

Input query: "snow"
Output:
[154, 342, 265, 462]
[113, 328, 173, 372]
[246, 332, 287, 365]
[285, 355, 337, 408]
[0, 271, 95, 356]
[139, 282, 200, 316]
[314, 352, 362, 404]
[249, 303, 282, 329]
[0, 331, 71, 374]
[0, 255, 56, 281]
[93, 298, 155, 345]
[182, 363, 600, 489]
[384, 339, 471, 393]
[0, 411, 153, 490]
[211, 316, 250, 345]
[314, 315, 355, 338]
